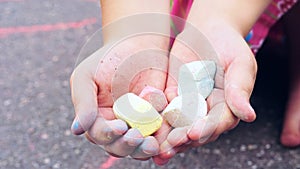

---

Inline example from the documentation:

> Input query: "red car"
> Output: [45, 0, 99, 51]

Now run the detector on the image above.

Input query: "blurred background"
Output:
[0, 0, 299, 168]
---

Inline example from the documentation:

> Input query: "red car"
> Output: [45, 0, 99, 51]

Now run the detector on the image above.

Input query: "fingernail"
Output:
[110, 119, 128, 135]
[142, 139, 159, 155]
[187, 117, 206, 135]
[159, 141, 176, 159]
[248, 103, 255, 113]
[124, 129, 143, 146]
[159, 149, 176, 159]
[71, 118, 84, 135]
[142, 145, 158, 155]
[127, 139, 143, 147]
[240, 103, 256, 122]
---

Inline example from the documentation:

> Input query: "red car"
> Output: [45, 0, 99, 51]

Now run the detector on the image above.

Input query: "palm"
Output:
[71, 35, 170, 159]
[153, 22, 257, 164]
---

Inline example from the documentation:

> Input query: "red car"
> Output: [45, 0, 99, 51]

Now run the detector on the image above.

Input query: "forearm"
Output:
[188, 0, 272, 36]
[101, 0, 170, 26]
[100, 0, 170, 43]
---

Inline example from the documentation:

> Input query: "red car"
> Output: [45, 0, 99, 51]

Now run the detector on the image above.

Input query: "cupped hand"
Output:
[153, 19, 258, 165]
[70, 35, 171, 159]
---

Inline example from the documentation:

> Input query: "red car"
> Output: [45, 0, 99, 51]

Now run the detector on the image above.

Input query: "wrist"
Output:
[102, 13, 171, 45]
[100, 0, 170, 44]
[187, 0, 272, 37]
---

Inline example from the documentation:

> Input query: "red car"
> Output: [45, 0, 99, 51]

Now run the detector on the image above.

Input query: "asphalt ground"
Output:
[0, 0, 300, 169]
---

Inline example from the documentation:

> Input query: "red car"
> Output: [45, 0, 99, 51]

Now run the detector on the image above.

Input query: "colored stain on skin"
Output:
[71, 119, 85, 135]
[73, 121, 80, 130]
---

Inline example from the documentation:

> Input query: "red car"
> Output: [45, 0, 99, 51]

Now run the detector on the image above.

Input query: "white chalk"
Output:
[162, 93, 207, 127]
[178, 60, 216, 99]
[179, 60, 216, 81]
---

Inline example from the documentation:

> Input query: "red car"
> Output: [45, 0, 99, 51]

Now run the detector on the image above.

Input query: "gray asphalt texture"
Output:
[1, 0, 300, 169]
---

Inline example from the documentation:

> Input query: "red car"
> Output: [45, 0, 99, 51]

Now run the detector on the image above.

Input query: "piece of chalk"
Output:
[139, 86, 168, 112]
[113, 93, 163, 137]
[178, 77, 214, 99]
[178, 60, 216, 99]
[178, 60, 216, 81]
[162, 93, 207, 127]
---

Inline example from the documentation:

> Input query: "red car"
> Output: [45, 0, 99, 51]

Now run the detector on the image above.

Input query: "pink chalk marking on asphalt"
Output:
[0, 18, 98, 38]
[0, 0, 23, 2]
[100, 156, 120, 169]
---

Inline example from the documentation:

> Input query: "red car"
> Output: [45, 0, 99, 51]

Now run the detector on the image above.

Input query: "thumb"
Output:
[224, 50, 257, 122]
[70, 67, 98, 135]
[164, 76, 178, 102]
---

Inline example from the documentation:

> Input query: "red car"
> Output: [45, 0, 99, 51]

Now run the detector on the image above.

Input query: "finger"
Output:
[104, 128, 144, 157]
[130, 136, 159, 159]
[85, 108, 123, 145]
[153, 120, 172, 144]
[188, 102, 239, 145]
[152, 121, 173, 165]
[167, 127, 189, 147]
[85, 132, 96, 144]
[152, 141, 187, 165]
[70, 67, 98, 135]
[206, 88, 225, 110]
[152, 141, 175, 165]
[225, 50, 257, 122]
[187, 117, 213, 141]
[186, 89, 224, 142]
[157, 141, 177, 160]
[190, 135, 219, 147]
[98, 107, 116, 120]
[87, 117, 128, 145]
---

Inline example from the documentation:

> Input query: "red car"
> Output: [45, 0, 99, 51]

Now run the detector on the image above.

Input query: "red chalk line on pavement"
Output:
[0, 18, 98, 38]
[100, 156, 120, 169]
[0, 0, 24, 2]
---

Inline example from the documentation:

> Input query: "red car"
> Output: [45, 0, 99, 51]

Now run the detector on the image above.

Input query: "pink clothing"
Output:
[247, 0, 297, 53]
[171, 0, 298, 54]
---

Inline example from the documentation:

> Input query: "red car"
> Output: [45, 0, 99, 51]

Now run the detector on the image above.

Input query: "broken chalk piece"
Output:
[179, 60, 217, 81]
[139, 86, 168, 112]
[196, 77, 214, 99]
[178, 60, 216, 98]
[162, 93, 207, 127]
[113, 93, 163, 137]
[178, 77, 214, 99]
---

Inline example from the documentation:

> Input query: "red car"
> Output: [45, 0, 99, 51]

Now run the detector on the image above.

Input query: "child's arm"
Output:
[187, 0, 272, 122]
[101, 0, 169, 24]
[70, 0, 170, 159]
[189, 0, 272, 36]
[100, 0, 170, 43]
[155, 0, 273, 165]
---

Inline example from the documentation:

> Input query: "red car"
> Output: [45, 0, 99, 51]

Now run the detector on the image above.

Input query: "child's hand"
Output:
[153, 18, 257, 165]
[70, 35, 170, 159]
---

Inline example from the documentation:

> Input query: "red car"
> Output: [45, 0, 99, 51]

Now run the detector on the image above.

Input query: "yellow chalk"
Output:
[113, 93, 163, 137]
